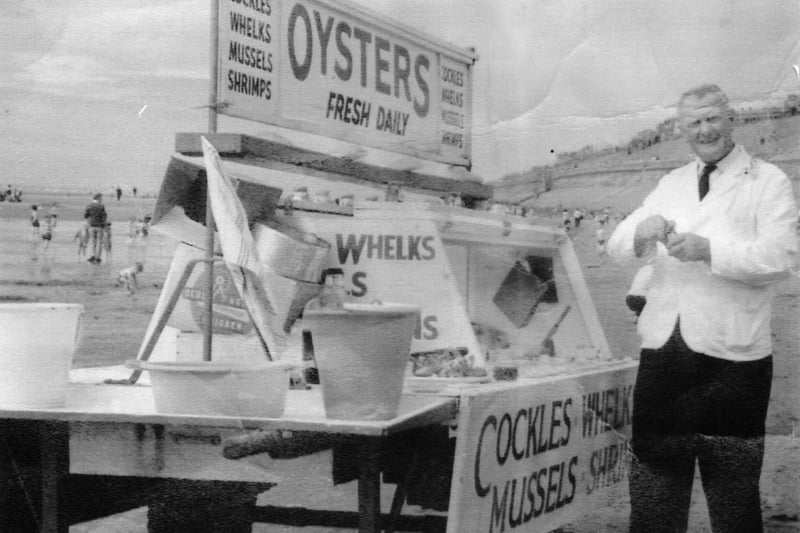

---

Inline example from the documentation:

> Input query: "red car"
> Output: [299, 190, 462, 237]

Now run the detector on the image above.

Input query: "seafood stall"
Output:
[0, 134, 636, 533]
[140, 132, 637, 532]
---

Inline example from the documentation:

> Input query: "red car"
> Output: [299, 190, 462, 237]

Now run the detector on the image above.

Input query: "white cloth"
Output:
[627, 264, 653, 297]
[202, 137, 285, 356]
[606, 145, 798, 361]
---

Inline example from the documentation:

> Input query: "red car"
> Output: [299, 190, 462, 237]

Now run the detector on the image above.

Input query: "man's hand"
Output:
[634, 215, 675, 257]
[666, 232, 710, 263]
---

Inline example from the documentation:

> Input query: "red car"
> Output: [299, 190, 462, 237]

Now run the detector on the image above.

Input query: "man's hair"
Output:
[678, 84, 730, 108]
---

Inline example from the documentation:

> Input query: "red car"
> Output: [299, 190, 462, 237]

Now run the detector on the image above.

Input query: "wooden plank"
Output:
[0, 385, 457, 437]
[558, 239, 613, 359]
[251, 505, 447, 531]
[445, 394, 473, 533]
[354, 201, 563, 248]
[69, 423, 282, 482]
[175, 133, 493, 200]
[175, 132, 243, 155]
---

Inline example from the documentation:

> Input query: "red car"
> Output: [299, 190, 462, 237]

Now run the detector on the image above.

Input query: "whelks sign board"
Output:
[216, 0, 474, 166]
[447, 365, 637, 533]
[292, 215, 484, 360]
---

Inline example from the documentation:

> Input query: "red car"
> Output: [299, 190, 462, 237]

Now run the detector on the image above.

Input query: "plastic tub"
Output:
[0, 303, 83, 409]
[136, 360, 294, 417]
[303, 302, 420, 421]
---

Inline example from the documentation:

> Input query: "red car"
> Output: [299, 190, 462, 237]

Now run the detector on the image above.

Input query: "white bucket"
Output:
[303, 302, 420, 421]
[0, 303, 83, 409]
[137, 360, 294, 417]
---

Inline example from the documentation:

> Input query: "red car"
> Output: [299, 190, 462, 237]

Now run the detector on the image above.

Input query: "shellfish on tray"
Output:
[410, 347, 488, 378]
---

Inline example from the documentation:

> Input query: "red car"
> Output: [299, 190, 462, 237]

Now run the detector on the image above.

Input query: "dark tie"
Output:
[698, 164, 716, 201]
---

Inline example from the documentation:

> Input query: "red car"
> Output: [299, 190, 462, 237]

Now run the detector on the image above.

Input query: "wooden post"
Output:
[357, 439, 381, 533]
[204, 0, 220, 362]
[40, 421, 69, 533]
[208, 0, 219, 133]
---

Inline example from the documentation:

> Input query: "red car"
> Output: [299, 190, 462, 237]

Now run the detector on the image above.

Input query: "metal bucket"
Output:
[253, 221, 330, 283]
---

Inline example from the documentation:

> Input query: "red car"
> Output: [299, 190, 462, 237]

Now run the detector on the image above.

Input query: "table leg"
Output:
[357, 439, 381, 533]
[385, 448, 420, 533]
[0, 425, 15, 531]
[40, 421, 69, 533]
[0, 420, 70, 532]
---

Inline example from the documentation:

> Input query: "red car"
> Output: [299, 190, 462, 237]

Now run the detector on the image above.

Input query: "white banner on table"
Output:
[448, 365, 637, 533]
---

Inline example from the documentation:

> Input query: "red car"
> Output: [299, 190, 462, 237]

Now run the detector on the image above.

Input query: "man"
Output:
[606, 84, 798, 532]
[84, 193, 107, 263]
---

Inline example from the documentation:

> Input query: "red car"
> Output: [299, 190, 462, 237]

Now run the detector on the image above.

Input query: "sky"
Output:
[1, 0, 799, 194]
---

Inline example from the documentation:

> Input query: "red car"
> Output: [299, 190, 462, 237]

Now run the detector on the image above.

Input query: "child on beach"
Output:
[573, 208, 584, 228]
[595, 220, 607, 256]
[102, 222, 112, 263]
[74, 223, 90, 258]
[48, 203, 58, 227]
[127, 216, 149, 267]
[30, 204, 40, 239]
[40, 216, 54, 251]
[117, 263, 143, 296]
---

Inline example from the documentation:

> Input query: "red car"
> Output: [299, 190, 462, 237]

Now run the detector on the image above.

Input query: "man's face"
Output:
[678, 93, 735, 164]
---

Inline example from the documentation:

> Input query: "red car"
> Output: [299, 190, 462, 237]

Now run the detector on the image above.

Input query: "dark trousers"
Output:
[629, 323, 772, 533]
[89, 226, 104, 258]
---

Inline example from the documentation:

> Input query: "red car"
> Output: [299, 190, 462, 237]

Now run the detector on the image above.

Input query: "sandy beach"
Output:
[1, 191, 798, 532]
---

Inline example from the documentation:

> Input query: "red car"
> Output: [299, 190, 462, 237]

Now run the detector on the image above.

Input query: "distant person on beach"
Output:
[74, 223, 90, 259]
[117, 262, 143, 296]
[127, 216, 137, 241]
[573, 208, 584, 228]
[132, 186, 137, 198]
[116, 186, 122, 201]
[30, 204, 40, 239]
[84, 193, 107, 263]
[48, 202, 58, 227]
[40, 216, 54, 251]
[141, 214, 152, 237]
[102, 222, 113, 262]
[127, 216, 150, 267]
[595, 220, 607, 256]
[606, 84, 798, 533]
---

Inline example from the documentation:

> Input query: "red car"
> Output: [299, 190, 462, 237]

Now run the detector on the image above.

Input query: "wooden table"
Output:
[0, 370, 458, 533]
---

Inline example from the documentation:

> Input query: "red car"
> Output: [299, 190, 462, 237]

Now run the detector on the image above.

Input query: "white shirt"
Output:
[606, 145, 798, 361]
